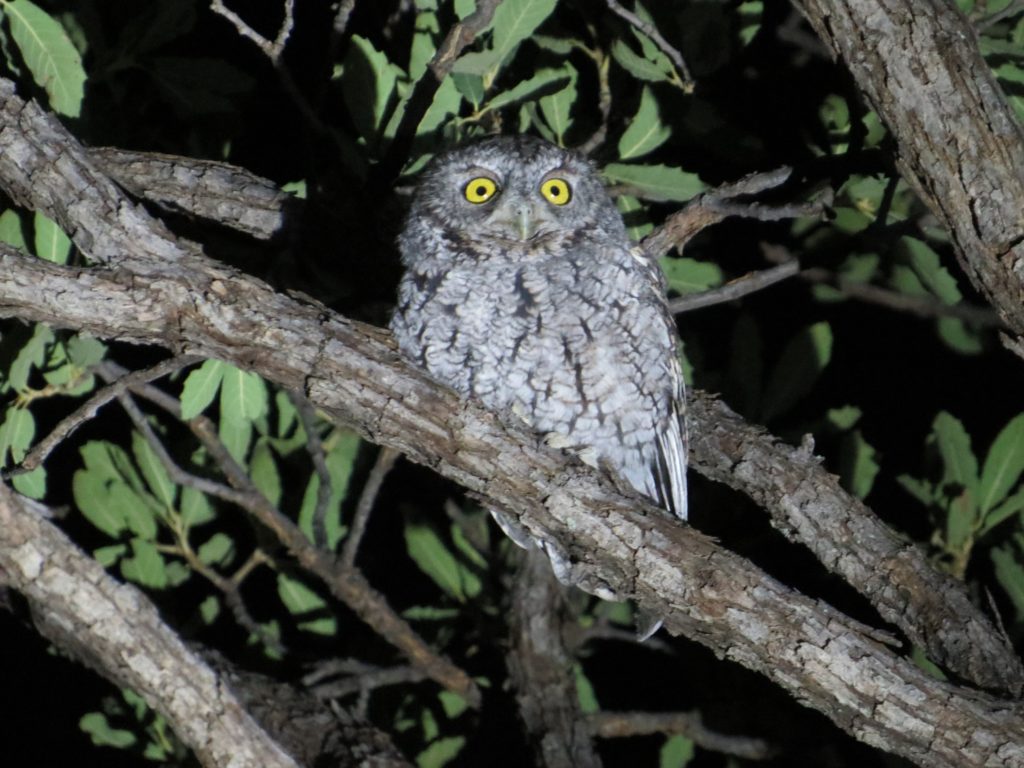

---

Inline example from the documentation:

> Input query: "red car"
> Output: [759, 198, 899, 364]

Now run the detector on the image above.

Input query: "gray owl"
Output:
[391, 135, 688, 528]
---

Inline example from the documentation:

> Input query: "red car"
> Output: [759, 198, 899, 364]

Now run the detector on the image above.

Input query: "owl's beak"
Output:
[515, 203, 538, 240]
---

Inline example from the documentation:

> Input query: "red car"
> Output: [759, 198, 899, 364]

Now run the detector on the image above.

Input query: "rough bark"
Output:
[790, 0, 1024, 338]
[507, 549, 602, 768]
[0, 484, 301, 768]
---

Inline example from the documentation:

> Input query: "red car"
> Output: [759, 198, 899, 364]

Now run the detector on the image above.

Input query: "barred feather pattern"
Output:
[390, 135, 688, 523]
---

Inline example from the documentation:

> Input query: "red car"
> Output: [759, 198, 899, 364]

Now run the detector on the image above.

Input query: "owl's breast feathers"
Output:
[391, 231, 687, 520]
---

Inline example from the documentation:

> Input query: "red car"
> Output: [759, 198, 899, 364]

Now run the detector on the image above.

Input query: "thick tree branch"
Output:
[0, 484, 301, 768]
[790, 0, 1024, 341]
[2, 80, 1024, 765]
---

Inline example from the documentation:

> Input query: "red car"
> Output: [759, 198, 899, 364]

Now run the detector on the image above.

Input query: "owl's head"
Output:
[405, 135, 626, 253]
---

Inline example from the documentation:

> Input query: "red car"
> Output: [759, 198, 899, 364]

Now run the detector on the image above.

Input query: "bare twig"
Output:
[304, 659, 428, 700]
[340, 446, 399, 568]
[379, 0, 502, 180]
[98, 362, 481, 706]
[668, 261, 800, 314]
[5, 355, 199, 477]
[288, 390, 333, 549]
[332, 0, 358, 37]
[640, 167, 828, 259]
[590, 711, 775, 761]
[975, 0, 1024, 29]
[604, 0, 694, 91]
[508, 548, 602, 768]
[577, 50, 612, 155]
[757, 244, 1004, 327]
[210, 0, 295, 62]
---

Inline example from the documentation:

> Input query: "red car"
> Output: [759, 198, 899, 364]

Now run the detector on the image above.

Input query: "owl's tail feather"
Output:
[653, 408, 689, 520]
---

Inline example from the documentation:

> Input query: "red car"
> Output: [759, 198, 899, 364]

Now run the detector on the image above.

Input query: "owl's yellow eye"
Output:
[540, 178, 572, 206]
[464, 177, 498, 204]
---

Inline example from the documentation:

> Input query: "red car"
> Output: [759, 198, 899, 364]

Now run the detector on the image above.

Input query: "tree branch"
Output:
[0, 484, 301, 768]
[790, 0, 1024, 342]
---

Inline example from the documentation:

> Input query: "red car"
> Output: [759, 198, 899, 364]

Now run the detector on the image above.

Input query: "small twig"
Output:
[640, 166, 827, 259]
[304, 659, 428, 700]
[668, 261, 800, 314]
[604, 0, 694, 92]
[340, 447, 399, 568]
[5, 354, 199, 477]
[577, 49, 612, 155]
[288, 391, 333, 549]
[379, 0, 502, 181]
[100, 362, 481, 706]
[590, 711, 775, 760]
[209, 0, 295, 62]
[975, 0, 1024, 29]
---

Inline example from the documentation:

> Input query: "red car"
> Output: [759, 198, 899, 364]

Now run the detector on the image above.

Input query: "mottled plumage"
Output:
[391, 135, 688, 522]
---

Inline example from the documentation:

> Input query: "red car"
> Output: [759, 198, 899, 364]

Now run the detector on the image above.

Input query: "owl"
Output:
[390, 135, 688, 533]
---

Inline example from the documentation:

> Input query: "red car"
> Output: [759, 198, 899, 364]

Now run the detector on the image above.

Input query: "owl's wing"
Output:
[651, 377, 689, 521]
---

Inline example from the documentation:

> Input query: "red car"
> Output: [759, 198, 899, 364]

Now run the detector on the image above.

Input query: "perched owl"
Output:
[391, 135, 688, 530]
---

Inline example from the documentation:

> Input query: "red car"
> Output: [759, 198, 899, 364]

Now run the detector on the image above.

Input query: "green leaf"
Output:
[180, 485, 215, 527]
[980, 486, 1024, 537]
[199, 595, 220, 625]
[659, 734, 696, 768]
[573, 663, 599, 714]
[341, 35, 403, 145]
[538, 64, 577, 144]
[221, 364, 268, 422]
[932, 412, 980, 551]
[451, 71, 485, 107]
[992, 541, 1024, 619]
[979, 413, 1024, 514]
[111, 480, 160, 539]
[489, 0, 557, 70]
[121, 538, 168, 589]
[603, 163, 704, 202]
[11, 465, 45, 498]
[611, 38, 673, 83]
[438, 691, 468, 719]
[197, 532, 234, 567]
[404, 522, 479, 602]
[761, 322, 832, 422]
[615, 194, 652, 242]
[79, 712, 136, 749]
[903, 237, 962, 304]
[416, 736, 466, 768]
[250, 440, 282, 506]
[219, 416, 252, 465]
[8, 323, 53, 392]
[660, 257, 723, 294]
[66, 334, 106, 368]
[93, 543, 127, 567]
[619, 86, 671, 160]
[179, 359, 224, 419]
[33, 211, 71, 264]
[298, 431, 361, 548]
[0, 405, 34, 465]
[277, 572, 336, 635]
[936, 317, 983, 355]
[897, 474, 934, 507]
[933, 412, 979, 499]
[3, 0, 86, 117]
[0, 209, 27, 251]
[72, 470, 127, 537]
[827, 405, 862, 431]
[840, 429, 880, 499]
[484, 68, 570, 112]
[132, 431, 176, 510]
[409, 8, 440, 79]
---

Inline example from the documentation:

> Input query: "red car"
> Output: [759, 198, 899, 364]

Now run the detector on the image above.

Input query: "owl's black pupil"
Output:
[549, 185, 562, 197]
[475, 185, 488, 197]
